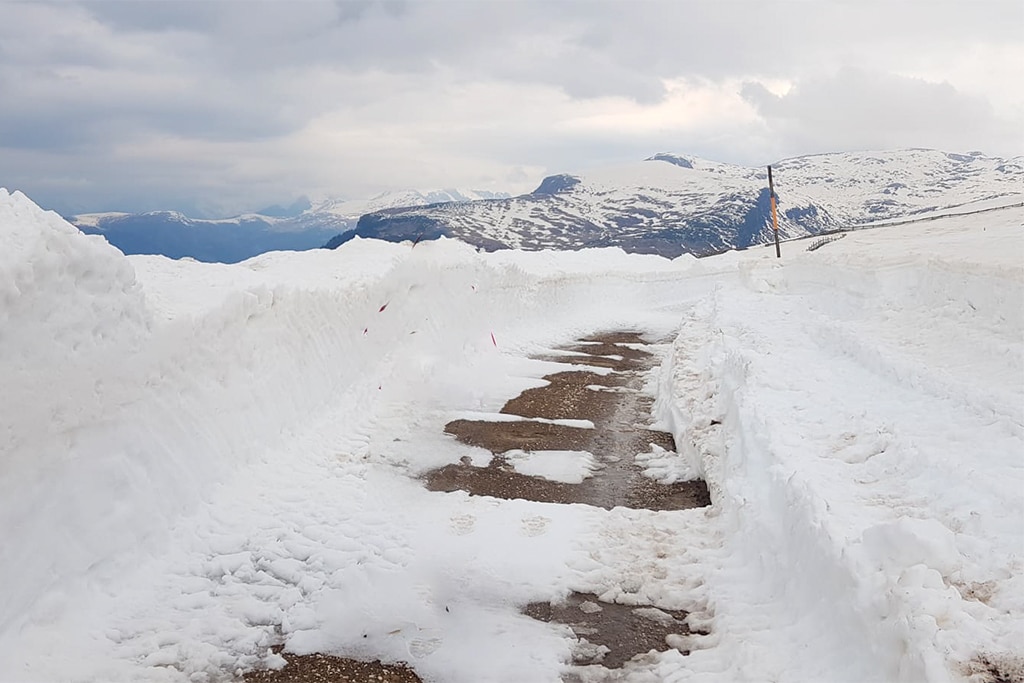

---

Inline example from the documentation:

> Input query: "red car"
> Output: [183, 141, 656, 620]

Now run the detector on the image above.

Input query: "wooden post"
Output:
[768, 165, 781, 258]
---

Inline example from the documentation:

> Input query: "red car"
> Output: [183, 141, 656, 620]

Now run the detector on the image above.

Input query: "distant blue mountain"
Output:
[72, 210, 343, 264]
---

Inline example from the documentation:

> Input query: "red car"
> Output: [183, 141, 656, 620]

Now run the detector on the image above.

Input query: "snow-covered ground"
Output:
[1, 187, 1021, 682]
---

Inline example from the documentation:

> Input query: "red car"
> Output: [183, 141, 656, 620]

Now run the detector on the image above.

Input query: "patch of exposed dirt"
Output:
[524, 592, 692, 668]
[501, 370, 622, 420]
[580, 331, 653, 345]
[243, 648, 422, 683]
[428, 454, 586, 504]
[424, 331, 711, 511]
[961, 652, 1024, 683]
[444, 418, 594, 453]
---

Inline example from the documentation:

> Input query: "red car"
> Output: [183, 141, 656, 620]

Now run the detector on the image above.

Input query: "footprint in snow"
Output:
[408, 635, 443, 658]
[521, 515, 551, 537]
[449, 513, 476, 535]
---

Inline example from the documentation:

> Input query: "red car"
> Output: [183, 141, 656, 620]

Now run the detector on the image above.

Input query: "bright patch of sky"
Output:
[1, 0, 1021, 216]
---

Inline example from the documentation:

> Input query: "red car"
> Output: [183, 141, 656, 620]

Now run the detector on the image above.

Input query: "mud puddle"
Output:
[524, 592, 696, 669]
[243, 646, 421, 683]
[425, 331, 711, 510]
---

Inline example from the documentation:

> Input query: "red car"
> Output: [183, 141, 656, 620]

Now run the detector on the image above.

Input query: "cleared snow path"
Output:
[423, 330, 713, 675]
[427, 331, 710, 512]
[1, 188, 1020, 682]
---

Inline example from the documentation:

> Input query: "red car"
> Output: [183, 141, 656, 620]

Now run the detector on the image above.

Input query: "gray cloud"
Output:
[0, 0, 1021, 216]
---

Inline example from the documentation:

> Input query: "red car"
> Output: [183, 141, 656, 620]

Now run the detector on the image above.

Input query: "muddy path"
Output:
[523, 593, 699, 669]
[243, 648, 421, 683]
[425, 331, 711, 673]
[426, 332, 710, 511]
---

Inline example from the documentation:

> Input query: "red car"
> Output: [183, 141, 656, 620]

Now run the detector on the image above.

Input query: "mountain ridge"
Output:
[328, 149, 1023, 257]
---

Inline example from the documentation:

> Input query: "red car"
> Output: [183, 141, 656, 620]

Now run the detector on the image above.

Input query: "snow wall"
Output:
[654, 210, 1024, 682]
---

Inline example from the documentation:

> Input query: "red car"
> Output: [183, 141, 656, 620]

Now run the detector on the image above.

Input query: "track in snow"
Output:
[427, 332, 709, 512]
[426, 331, 711, 674]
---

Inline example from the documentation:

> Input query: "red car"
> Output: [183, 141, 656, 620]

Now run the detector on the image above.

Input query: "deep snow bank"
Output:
[1, 189, 151, 631]
[658, 206, 1024, 682]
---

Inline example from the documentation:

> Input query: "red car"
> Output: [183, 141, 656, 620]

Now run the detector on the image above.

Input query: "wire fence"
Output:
[806, 233, 846, 252]
[763, 199, 1024, 255]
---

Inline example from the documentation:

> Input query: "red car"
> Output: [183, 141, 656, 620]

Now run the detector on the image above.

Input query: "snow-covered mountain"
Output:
[332, 149, 1024, 257]
[309, 188, 512, 220]
[70, 150, 1022, 263]
[70, 189, 511, 263]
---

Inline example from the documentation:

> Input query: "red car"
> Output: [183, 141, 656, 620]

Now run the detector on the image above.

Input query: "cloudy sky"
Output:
[1, 0, 1022, 217]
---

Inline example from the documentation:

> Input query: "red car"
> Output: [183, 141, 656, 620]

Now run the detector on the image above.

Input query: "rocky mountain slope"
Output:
[330, 149, 1024, 257]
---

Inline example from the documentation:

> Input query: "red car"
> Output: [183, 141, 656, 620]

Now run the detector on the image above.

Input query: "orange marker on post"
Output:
[768, 165, 781, 258]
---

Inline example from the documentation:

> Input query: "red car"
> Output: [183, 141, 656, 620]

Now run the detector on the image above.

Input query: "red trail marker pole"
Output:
[768, 165, 781, 258]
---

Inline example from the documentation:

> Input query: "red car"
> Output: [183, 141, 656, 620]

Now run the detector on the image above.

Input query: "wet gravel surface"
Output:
[243, 648, 422, 683]
[500, 370, 621, 421]
[443, 417, 595, 453]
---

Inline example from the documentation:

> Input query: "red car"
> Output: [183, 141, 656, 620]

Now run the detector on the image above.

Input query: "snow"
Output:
[67, 211, 132, 228]
[838, 193, 1024, 232]
[654, 207, 1024, 682]
[504, 450, 600, 484]
[448, 412, 597, 430]
[635, 443, 698, 485]
[307, 188, 512, 221]
[1, 186, 1021, 682]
